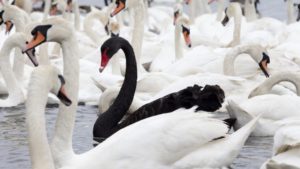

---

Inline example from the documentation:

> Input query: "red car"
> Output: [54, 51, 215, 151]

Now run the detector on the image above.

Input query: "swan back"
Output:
[273, 125, 300, 156]
[93, 108, 228, 166]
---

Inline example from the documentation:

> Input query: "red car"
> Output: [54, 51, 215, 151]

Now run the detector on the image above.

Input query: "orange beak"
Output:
[111, 0, 125, 17]
[183, 29, 192, 48]
[5, 21, 13, 34]
[24, 31, 46, 52]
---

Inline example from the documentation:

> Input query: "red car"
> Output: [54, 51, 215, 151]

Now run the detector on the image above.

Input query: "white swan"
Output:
[173, 4, 191, 60]
[26, 65, 71, 169]
[23, 19, 262, 169]
[0, 32, 32, 107]
[249, 71, 300, 98]
[227, 95, 300, 136]
[260, 124, 300, 169]
[111, 0, 146, 75]
[25, 65, 262, 169]
[1, 4, 31, 80]
[222, 2, 242, 47]
[223, 44, 270, 77]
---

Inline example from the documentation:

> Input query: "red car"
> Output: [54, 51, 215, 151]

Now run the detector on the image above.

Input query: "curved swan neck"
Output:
[250, 72, 300, 97]
[223, 45, 264, 75]
[26, 74, 55, 169]
[93, 38, 137, 138]
[51, 35, 79, 162]
[0, 34, 25, 97]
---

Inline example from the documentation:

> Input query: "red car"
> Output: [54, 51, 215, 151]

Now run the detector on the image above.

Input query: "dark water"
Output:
[0, 104, 273, 169]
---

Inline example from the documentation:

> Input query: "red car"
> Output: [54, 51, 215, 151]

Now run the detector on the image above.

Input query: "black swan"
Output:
[93, 37, 225, 143]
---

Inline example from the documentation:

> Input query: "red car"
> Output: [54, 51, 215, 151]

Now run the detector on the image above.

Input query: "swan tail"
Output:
[226, 100, 254, 130]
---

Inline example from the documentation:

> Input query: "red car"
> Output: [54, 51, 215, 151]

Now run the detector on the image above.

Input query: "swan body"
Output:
[260, 125, 300, 169]
[26, 66, 261, 169]
[227, 95, 300, 136]
[249, 71, 300, 98]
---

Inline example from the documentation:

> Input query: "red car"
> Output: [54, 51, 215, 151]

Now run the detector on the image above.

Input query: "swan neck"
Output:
[287, 0, 295, 24]
[0, 39, 23, 98]
[216, 0, 225, 21]
[229, 3, 242, 46]
[26, 79, 55, 169]
[131, 2, 145, 74]
[223, 48, 240, 75]
[43, 0, 51, 20]
[245, 0, 257, 21]
[94, 39, 137, 137]
[110, 40, 137, 119]
[51, 36, 79, 162]
[258, 73, 300, 96]
[175, 24, 183, 59]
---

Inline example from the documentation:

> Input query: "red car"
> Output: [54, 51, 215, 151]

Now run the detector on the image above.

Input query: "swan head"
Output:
[258, 52, 270, 78]
[23, 18, 74, 65]
[99, 37, 126, 72]
[0, 5, 16, 34]
[173, 3, 183, 25]
[221, 8, 230, 26]
[50, 0, 67, 16]
[176, 16, 192, 48]
[111, 0, 126, 17]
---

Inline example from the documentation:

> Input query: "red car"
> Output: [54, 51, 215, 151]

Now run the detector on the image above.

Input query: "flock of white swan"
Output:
[0, 0, 300, 168]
